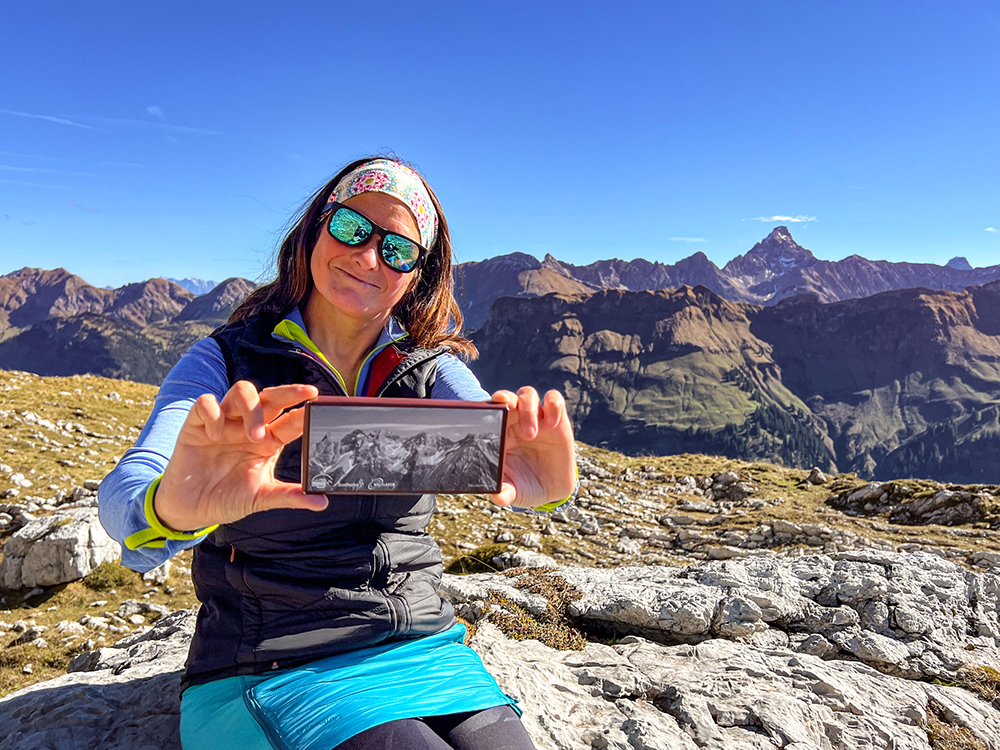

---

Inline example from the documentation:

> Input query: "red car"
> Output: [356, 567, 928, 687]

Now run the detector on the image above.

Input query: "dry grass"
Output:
[927, 703, 988, 750]
[444, 543, 509, 575]
[4, 367, 1000, 700]
[0, 369, 158, 493]
[955, 666, 1000, 708]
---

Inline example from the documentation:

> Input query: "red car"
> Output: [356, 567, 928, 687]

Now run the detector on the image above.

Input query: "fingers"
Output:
[542, 390, 566, 429]
[259, 384, 319, 423]
[489, 481, 516, 507]
[267, 406, 308, 446]
[490, 389, 518, 409]
[206, 380, 319, 443]
[257, 481, 330, 514]
[515, 387, 541, 439]
[188, 393, 225, 441]
[220, 381, 266, 442]
[490, 388, 542, 440]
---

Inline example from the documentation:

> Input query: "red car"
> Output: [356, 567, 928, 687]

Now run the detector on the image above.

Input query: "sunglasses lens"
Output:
[381, 234, 421, 272]
[328, 208, 372, 245]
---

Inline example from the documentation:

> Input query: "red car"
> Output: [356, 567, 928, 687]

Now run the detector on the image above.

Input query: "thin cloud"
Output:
[987, 227, 997, 233]
[0, 109, 103, 131]
[751, 215, 817, 223]
[0, 150, 62, 161]
[147, 105, 165, 120]
[88, 116, 222, 135]
[669, 237, 706, 243]
[0, 164, 102, 178]
[0, 178, 70, 190]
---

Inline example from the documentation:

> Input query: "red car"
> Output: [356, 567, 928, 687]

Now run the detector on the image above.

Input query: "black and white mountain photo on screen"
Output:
[305, 403, 504, 494]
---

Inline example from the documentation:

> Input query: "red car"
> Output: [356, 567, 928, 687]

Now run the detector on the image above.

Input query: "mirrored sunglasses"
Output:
[320, 203, 425, 273]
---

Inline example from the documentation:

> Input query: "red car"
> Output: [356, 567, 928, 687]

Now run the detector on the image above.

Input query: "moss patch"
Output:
[83, 561, 143, 592]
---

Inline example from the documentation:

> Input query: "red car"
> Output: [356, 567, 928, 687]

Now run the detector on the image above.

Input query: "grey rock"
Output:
[7, 548, 1000, 748]
[142, 561, 171, 585]
[712, 595, 767, 638]
[474, 626, 1000, 750]
[0, 611, 195, 749]
[806, 467, 828, 485]
[0, 507, 121, 589]
[518, 532, 544, 550]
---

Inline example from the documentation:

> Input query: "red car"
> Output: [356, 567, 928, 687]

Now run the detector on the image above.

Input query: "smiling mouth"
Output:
[336, 266, 379, 288]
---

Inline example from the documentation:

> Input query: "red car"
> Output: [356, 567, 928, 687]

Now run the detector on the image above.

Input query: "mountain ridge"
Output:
[454, 227, 1000, 328]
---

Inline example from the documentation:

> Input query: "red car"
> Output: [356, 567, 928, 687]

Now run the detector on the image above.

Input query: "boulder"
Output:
[0, 507, 121, 590]
[0, 611, 195, 750]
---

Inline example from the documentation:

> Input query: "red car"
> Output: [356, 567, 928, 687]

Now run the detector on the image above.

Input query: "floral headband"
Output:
[327, 159, 439, 248]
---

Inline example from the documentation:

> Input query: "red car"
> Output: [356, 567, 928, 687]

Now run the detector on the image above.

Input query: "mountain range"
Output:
[0, 268, 256, 384]
[467, 280, 1000, 482]
[2, 227, 999, 482]
[454, 227, 1000, 328]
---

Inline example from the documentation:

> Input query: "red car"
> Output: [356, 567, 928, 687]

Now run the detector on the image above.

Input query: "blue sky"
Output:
[1, 1, 998, 288]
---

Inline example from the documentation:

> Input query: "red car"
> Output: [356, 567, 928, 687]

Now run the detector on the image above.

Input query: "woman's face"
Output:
[308, 191, 420, 323]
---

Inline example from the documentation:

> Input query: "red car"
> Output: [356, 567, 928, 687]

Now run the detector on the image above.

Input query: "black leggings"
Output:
[332, 706, 536, 750]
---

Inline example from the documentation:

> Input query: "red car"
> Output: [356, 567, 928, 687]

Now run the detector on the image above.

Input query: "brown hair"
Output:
[230, 156, 476, 358]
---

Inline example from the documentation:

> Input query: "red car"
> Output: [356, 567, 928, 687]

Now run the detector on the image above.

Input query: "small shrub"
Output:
[486, 567, 586, 650]
[83, 561, 139, 591]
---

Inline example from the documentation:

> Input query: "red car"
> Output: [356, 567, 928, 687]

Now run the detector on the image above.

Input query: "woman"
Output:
[99, 156, 577, 750]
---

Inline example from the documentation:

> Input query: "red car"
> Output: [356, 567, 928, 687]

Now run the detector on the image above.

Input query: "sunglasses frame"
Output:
[318, 202, 427, 274]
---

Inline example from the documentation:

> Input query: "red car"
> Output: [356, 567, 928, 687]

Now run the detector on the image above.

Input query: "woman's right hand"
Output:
[154, 381, 328, 532]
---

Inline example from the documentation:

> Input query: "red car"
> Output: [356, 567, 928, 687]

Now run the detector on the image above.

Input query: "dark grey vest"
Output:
[182, 314, 454, 690]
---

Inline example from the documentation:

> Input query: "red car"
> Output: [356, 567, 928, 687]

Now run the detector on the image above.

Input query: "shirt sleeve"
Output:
[97, 337, 230, 572]
[430, 353, 576, 513]
[430, 353, 490, 401]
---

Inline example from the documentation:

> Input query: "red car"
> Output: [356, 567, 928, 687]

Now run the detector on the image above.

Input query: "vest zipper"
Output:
[287, 350, 349, 396]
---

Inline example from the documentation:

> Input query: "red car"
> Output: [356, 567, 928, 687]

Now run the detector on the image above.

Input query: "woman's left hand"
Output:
[489, 387, 576, 508]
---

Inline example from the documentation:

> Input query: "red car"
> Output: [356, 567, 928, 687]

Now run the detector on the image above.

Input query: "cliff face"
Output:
[471, 287, 834, 471]
[752, 281, 1000, 477]
[172, 277, 258, 322]
[470, 281, 1000, 481]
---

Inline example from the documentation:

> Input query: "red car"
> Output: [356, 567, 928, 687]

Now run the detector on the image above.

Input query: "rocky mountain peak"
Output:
[947, 256, 974, 271]
[722, 226, 817, 285]
[173, 277, 257, 322]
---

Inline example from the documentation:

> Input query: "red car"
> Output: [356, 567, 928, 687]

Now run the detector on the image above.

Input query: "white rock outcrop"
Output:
[0, 507, 121, 590]
[4, 550, 1000, 748]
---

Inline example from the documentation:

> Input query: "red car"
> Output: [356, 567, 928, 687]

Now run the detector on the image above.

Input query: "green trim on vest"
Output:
[271, 317, 410, 396]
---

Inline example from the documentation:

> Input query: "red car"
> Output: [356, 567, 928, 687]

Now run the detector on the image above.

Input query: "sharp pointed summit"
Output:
[723, 227, 817, 284]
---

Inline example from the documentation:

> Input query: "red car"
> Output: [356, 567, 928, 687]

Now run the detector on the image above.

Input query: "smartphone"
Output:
[302, 397, 508, 495]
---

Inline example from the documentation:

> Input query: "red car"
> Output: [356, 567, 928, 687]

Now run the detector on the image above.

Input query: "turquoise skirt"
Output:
[179, 623, 517, 750]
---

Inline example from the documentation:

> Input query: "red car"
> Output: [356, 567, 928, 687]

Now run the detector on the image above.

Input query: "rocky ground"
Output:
[3, 368, 1000, 748]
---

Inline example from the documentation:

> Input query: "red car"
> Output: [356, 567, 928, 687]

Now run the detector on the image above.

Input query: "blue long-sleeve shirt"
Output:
[98, 312, 489, 572]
